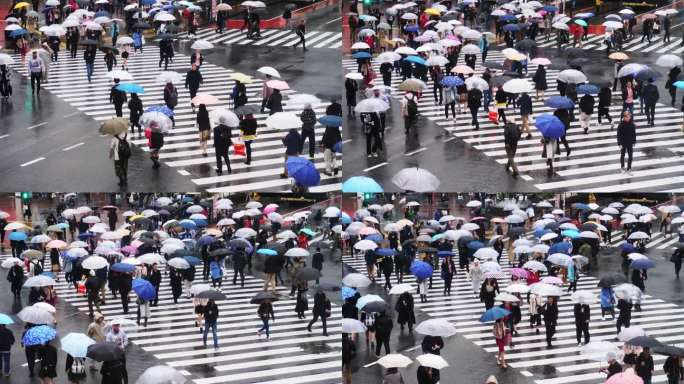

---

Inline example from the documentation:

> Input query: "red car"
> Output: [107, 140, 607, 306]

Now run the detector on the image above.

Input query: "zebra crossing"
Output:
[2, 253, 342, 384]
[342, 249, 684, 384]
[508, 33, 684, 54]
[185, 28, 342, 49]
[8, 47, 341, 193]
[342, 50, 684, 192]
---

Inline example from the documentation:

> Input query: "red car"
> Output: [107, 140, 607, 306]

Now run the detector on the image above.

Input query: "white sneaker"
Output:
[601, 315, 606, 320]
[620, 168, 626, 174]
[626, 170, 633, 175]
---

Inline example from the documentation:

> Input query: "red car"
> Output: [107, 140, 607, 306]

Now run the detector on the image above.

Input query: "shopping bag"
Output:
[488, 110, 498, 123]
[233, 142, 246, 156]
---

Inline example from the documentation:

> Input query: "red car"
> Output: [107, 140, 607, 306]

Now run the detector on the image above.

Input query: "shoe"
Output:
[620, 168, 626, 174]
[279, 173, 288, 179]
[367, 154, 373, 158]
[626, 169, 632, 175]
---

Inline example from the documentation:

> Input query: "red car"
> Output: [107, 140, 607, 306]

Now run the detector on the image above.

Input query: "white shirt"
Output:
[105, 329, 128, 348]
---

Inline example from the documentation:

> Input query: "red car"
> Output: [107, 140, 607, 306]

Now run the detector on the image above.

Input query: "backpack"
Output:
[33, 262, 43, 276]
[406, 97, 418, 117]
[70, 358, 86, 376]
[116, 135, 131, 160]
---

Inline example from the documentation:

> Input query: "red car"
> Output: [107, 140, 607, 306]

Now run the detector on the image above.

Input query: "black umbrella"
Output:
[363, 300, 388, 312]
[209, 248, 231, 258]
[80, 39, 98, 45]
[545, 222, 559, 231]
[133, 22, 152, 29]
[316, 282, 341, 292]
[229, 238, 250, 249]
[597, 273, 627, 288]
[580, 223, 597, 231]
[402, 239, 416, 247]
[653, 345, 684, 356]
[170, 248, 193, 258]
[627, 336, 663, 348]
[482, 61, 503, 70]
[635, 69, 661, 82]
[87, 342, 124, 362]
[138, 231, 156, 239]
[515, 38, 536, 52]
[417, 247, 437, 253]
[296, 267, 322, 281]
[250, 291, 279, 304]
[158, 209, 171, 216]
[507, 227, 525, 237]
[195, 289, 227, 300]
[265, 242, 286, 255]
[457, 235, 474, 246]
[567, 57, 589, 67]
[234, 105, 260, 116]
[165, 24, 181, 33]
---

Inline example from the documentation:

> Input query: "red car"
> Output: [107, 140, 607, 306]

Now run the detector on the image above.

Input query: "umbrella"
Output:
[196, 289, 227, 300]
[22, 325, 57, 346]
[23, 275, 57, 288]
[355, 98, 390, 113]
[342, 273, 371, 288]
[87, 342, 124, 362]
[581, 341, 619, 361]
[495, 293, 520, 302]
[415, 318, 457, 337]
[318, 115, 343, 127]
[266, 112, 302, 129]
[82, 256, 109, 270]
[18, 307, 54, 324]
[286, 157, 320, 187]
[577, 84, 599, 94]
[598, 273, 627, 287]
[630, 258, 655, 270]
[416, 354, 448, 369]
[250, 291, 279, 304]
[392, 168, 439, 192]
[266, 80, 289, 91]
[111, 263, 136, 273]
[605, 372, 644, 384]
[618, 327, 646, 342]
[377, 354, 413, 368]
[136, 365, 186, 384]
[410, 261, 433, 279]
[653, 345, 684, 357]
[530, 282, 563, 296]
[191, 93, 219, 105]
[626, 336, 663, 348]
[0, 314, 13, 325]
[341, 318, 366, 334]
[503, 79, 534, 94]
[570, 290, 596, 304]
[351, 51, 372, 60]
[398, 79, 427, 92]
[61, 333, 95, 358]
[388, 284, 415, 295]
[655, 54, 682, 68]
[132, 278, 156, 301]
[479, 307, 510, 322]
[257, 66, 280, 78]
[535, 114, 565, 139]
[342, 176, 383, 193]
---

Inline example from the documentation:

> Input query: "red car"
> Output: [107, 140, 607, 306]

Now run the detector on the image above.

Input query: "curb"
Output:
[225, 0, 339, 30]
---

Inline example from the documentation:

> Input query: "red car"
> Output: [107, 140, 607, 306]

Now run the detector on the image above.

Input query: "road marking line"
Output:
[0, 134, 9, 139]
[521, 371, 534, 377]
[405, 147, 427, 156]
[325, 16, 342, 24]
[521, 174, 533, 181]
[178, 169, 190, 176]
[62, 142, 84, 151]
[21, 157, 45, 167]
[63, 112, 79, 118]
[363, 162, 388, 172]
[26, 122, 47, 130]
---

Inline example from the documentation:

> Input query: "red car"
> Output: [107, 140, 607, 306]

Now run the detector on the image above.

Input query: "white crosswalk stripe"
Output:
[9, 47, 341, 193]
[509, 33, 684, 54]
[185, 28, 342, 49]
[343, 50, 684, 192]
[1, 253, 342, 384]
[343, 250, 684, 384]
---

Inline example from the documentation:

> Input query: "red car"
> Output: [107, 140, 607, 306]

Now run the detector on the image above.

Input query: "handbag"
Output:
[233, 142, 246, 156]
[488, 110, 498, 123]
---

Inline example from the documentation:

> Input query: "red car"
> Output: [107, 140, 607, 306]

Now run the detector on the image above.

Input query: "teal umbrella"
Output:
[60, 333, 95, 358]
[116, 82, 145, 94]
[0, 314, 14, 325]
[299, 228, 316, 237]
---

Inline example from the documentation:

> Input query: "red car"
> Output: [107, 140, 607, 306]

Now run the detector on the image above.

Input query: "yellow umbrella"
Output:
[424, 8, 441, 15]
[230, 72, 252, 84]
[508, 53, 527, 61]
[14, 2, 30, 9]
[128, 214, 146, 222]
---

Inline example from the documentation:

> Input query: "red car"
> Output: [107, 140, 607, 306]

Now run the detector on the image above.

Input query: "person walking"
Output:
[202, 299, 219, 350]
[37, 341, 57, 384]
[666, 66, 680, 106]
[163, 82, 178, 127]
[402, 92, 418, 135]
[493, 318, 508, 368]
[213, 116, 233, 175]
[616, 295, 632, 333]
[169, 268, 183, 304]
[110, 79, 127, 118]
[195, 104, 211, 156]
[636, 347, 655, 384]
[533, 65, 547, 101]
[128, 93, 143, 134]
[0, 64, 11, 100]
[210, 256, 222, 288]
[617, 111, 636, 174]
[467, 88, 482, 130]
[86, 314, 105, 370]
[65, 353, 86, 384]
[440, 256, 455, 296]
[119, 273, 131, 313]
[109, 132, 130, 186]
[85, 271, 101, 318]
[597, 85, 613, 126]
[312, 247, 324, 283]
[573, 301, 590, 346]
[7, 262, 24, 296]
[671, 249, 682, 279]
[0, 324, 14, 377]
[542, 296, 558, 348]
[373, 310, 392, 356]
[136, 297, 150, 327]
[232, 247, 246, 287]
[27, 50, 44, 95]
[664, 355, 681, 384]
[293, 19, 307, 51]
[503, 119, 521, 177]
[345, 77, 358, 118]
[578, 92, 595, 134]
[103, 48, 116, 72]
[300, 103, 317, 159]
[321, 122, 341, 176]
[642, 78, 659, 126]
[395, 291, 415, 332]
[600, 286, 616, 320]
[307, 290, 330, 336]
[147, 264, 161, 306]
[256, 299, 274, 340]
[185, 63, 203, 112]
[84, 45, 96, 83]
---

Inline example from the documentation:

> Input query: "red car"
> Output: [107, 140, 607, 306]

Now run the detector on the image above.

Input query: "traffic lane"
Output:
[299, 3, 341, 32]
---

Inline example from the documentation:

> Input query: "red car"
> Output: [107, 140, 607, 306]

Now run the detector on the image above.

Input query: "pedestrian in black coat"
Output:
[345, 78, 358, 118]
[504, 121, 521, 177]
[119, 273, 131, 313]
[373, 311, 393, 356]
[598, 85, 613, 124]
[213, 122, 233, 175]
[100, 355, 127, 384]
[109, 79, 127, 118]
[266, 89, 283, 115]
[0, 324, 15, 374]
[342, 298, 358, 319]
[232, 249, 246, 287]
[573, 303, 590, 345]
[7, 263, 23, 296]
[641, 79, 659, 126]
[185, 63, 203, 110]
[326, 100, 342, 117]
[281, 128, 301, 178]
[128, 93, 143, 134]
[666, 66, 680, 106]
[299, 104, 317, 158]
[553, 108, 572, 157]
[395, 291, 415, 332]
[616, 297, 632, 333]
[147, 264, 161, 306]
[380, 61, 393, 87]
[636, 347, 655, 384]
[542, 297, 558, 347]
[617, 111, 636, 173]
[672, 249, 682, 279]
[307, 291, 330, 336]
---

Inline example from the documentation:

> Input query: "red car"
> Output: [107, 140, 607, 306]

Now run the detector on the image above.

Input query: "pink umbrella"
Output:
[121, 245, 138, 255]
[542, 276, 563, 285]
[266, 80, 289, 91]
[359, 227, 377, 235]
[510, 268, 530, 279]
[263, 204, 279, 215]
[605, 372, 643, 384]
[130, 239, 143, 248]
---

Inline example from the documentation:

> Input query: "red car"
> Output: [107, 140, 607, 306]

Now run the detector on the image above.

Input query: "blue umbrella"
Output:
[467, 240, 484, 250]
[146, 105, 175, 116]
[503, 23, 521, 32]
[94, 10, 110, 17]
[0, 314, 14, 325]
[111, 263, 135, 273]
[404, 25, 419, 32]
[8, 232, 27, 241]
[162, 4, 174, 10]
[60, 333, 95, 358]
[431, 234, 444, 242]
[140, 0, 155, 4]
[436, 250, 454, 258]
[535, 228, 552, 238]
[572, 203, 590, 210]
[441, 76, 464, 87]
[535, 114, 565, 139]
[405, 55, 427, 66]
[631, 259, 656, 270]
[116, 83, 145, 94]
[410, 260, 433, 279]
[365, 233, 383, 243]
[577, 84, 599, 94]
[499, 14, 517, 21]
[78, 233, 94, 240]
[543, 5, 558, 11]
[549, 242, 571, 255]
[545, 96, 574, 109]
[9, 28, 28, 38]
[375, 248, 395, 257]
[333, 141, 342, 153]
[181, 196, 194, 203]
[192, 219, 208, 227]
[561, 230, 580, 239]
[183, 256, 202, 266]
[341, 286, 357, 300]
[55, 222, 69, 229]
[318, 115, 343, 127]
[341, 212, 352, 224]
[22, 325, 57, 346]
[621, 242, 636, 253]
[479, 307, 511, 322]
[673, 81, 684, 89]
[257, 248, 278, 256]
[286, 157, 320, 187]
[352, 52, 372, 60]
[132, 278, 156, 301]
[179, 220, 197, 230]
[197, 235, 216, 246]
[342, 176, 383, 193]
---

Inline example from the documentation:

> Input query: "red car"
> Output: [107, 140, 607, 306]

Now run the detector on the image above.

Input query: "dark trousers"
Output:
[545, 323, 556, 345]
[233, 267, 244, 286]
[189, 87, 199, 106]
[216, 151, 230, 173]
[620, 145, 633, 170]
[374, 336, 390, 356]
[445, 102, 455, 119]
[644, 103, 655, 125]
[120, 291, 129, 313]
[470, 106, 479, 129]
[301, 128, 316, 157]
[597, 107, 612, 123]
[366, 132, 381, 154]
[616, 316, 630, 333]
[294, 32, 305, 49]
[433, 84, 443, 104]
[70, 44, 77, 58]
[530, 313, 541, 327]
[159, 56, 169, 70]
[575, 322, 589, 344]
[307, 313, 327, 335]
[30, 72, 41, 93]
[203, 261, 209, 280]
[245, 140, 252, 163]
[25, 346, 36, 375]
[114, 102, 123, 117]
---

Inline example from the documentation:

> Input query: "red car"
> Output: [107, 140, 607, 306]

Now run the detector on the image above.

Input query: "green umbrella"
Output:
[299, 228, 316, 237]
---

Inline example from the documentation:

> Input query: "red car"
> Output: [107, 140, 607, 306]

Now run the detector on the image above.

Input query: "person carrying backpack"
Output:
[109, 133, 130, 186]
[65, 354, 86, 383]
[503, 119, 521, 177]
[402, 92, 418, 135]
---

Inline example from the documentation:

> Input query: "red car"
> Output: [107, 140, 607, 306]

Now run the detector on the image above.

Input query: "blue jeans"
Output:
[86, 62, 94, 82]
[203, 321, 218, 348]
[0, 351, 9, 374]
[622, 102, 634, 116]
[259, 317, 270, 338]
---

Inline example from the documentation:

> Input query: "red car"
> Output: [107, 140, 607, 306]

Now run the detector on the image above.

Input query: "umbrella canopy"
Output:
[535, 114, 565, 139]
[22, 325, 57, 346]
[342, 273, 372, 288]
[18, 306, 54, 324]
[99, 117, 130, 136]
[23, 275, 57, 288]
[410, 260, 433, 279]
[377, 354, 413, 368]
[479, 307, 510, 322]
[627, 336, 664, 348]
[250, 291, 279, 304]
[392, 167, 440, 192]
[132, 278, 156, 301]
[135, 365, 187, 384]
[342, 176, 383, 193]
[618, 327, 646, 342]
[61, 333, 95, 358]
[415, 318, 457, 337]
[416, 354, 449, 369]
[196, 289, 227, 300]
[87, 342, 124, 362]
[598, 273, 628, 287]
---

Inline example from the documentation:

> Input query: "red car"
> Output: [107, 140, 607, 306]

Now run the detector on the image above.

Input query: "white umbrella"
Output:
[377, 51, 402, 63]
[23, 275, 57, 288]
[503, 78, 534, 93]
[341, 318, 367, 333]
[235, 228, 257, 238]
[376, 354, 413, 369]
[495, 292, 521, 302]
[557, 69, 588, 84]
[342, 273, 372, 288]
[17, 306, 54, 324]
[415, 318, 457, 337]
[628, 231, 649, 240]
[351, 42, 370, 50]
[655, 54, 683, 68]
[465, 76, 489, 91]
[82, 255, 109, 270]
[540, 232, 558, 241]
[354, 239, 378, 251]
[395, 46, 418, 55]
[190, 40, 214, 50]
[426, 55, 449, 66]
[32, 302, 57, 313]
[137, 253, 166, 265]
[460, 43, 481, 55]
[168, 257, 191, 270]
[530, 282, 563, 296]
[1, 257, 23, 269]
[107, 70, 133, 81]
[355, 98, 390, 113]
[265, 112, 302, 130]
[391, 168, 440, 192]
[154, 12, 175, 22]
[618, 327, 646, 342]
[401, 12, 418, 19]
[284, 248, 310, 258]
[257, 66, 281, 78]
[581, 341, 619, 362]
[135, 365, 186, 384]
[389, 283, 415, 295]
[473, 247, 498, 261]
[580, 231, 599, 239]
[505, 283, 530, 293]
[416, 354, 449, 369]
[570, 290, 597, 304]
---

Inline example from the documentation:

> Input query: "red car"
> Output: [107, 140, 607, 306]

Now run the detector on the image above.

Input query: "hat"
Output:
[303, 102, 312, 109]
[606, 352, 616, 360]
[94, 312, 104, 319]
[486, 375, 498, 384]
